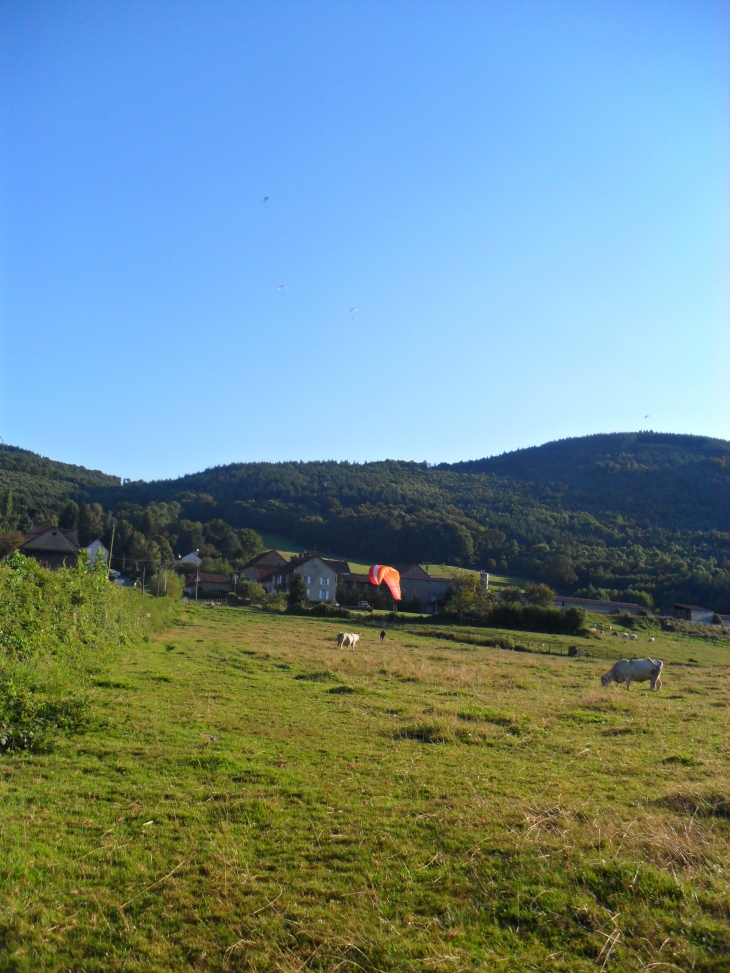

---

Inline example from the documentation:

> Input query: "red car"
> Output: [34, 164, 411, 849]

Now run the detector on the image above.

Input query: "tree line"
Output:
[1, 433, 729, 611]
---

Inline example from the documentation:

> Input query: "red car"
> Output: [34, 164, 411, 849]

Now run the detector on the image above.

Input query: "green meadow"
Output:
[1, 605, 728, 972]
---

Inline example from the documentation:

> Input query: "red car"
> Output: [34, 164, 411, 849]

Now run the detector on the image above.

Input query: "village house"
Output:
[86, 539, 108, 565]
[259, 553, 341, 604]
[20, 525, 80, 570]
[240, 549, 288, 583]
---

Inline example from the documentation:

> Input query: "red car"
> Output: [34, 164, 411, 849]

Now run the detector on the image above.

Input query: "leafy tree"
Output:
[523, 583, 555, 607]
[499, 585, 523, 605]
[59, 500, 79, 530]
[78, 503, 105, 545]
[287, 571, 309, 608]
[0, 531, 23, 559]
[235, 579, 267, 605]
[147, 571, 184, 599]
[1, 489, 14, 529]
[237, 528, 264, 563]
[444, 572, 490, 622]
[543, 555, 577, 589]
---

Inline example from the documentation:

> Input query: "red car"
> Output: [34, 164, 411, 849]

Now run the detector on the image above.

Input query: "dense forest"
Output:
[1, 432, 729, 611]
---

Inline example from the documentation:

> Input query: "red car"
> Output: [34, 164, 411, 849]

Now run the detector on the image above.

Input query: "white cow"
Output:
[601, 658, 664, 691]
[648, 637, 655, 643]
[337, 632, 346, 648]
[337, 633, 361, 651]
[629, 633, 638, 641]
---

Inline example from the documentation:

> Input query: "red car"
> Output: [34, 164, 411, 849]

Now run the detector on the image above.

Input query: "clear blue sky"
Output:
[2, 0, 728, 481]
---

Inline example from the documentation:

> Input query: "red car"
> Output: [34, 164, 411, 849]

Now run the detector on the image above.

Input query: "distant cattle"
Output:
[601, 658, 663, 691]
[629, 633, 638, 641]
[336, 633, 361, 651]
[648, 637, 655, 643]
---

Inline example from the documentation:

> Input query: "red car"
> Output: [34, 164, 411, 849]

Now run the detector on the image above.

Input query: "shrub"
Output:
[0, 553, 154, 751]
[147, 571, 184, 599]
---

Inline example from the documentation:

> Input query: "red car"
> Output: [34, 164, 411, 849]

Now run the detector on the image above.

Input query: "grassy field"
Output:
[1, 606, 728, 972]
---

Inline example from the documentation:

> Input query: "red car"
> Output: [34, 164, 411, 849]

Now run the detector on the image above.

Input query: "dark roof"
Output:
[674, 604, 713, 611]
[21, 525, 80, 553]
[192, 573, 230, 584]
[322, 558, 350, 575]
[240, 549, 287, 570]
[393, 563, 431, 580]
[340, 573, 371, 585]
[259, 554, 343, 583]
[555, 595, 644, 610]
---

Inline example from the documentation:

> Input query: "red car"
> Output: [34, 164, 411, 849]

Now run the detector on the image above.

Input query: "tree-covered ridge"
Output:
[0, 445, 120, 527]
[1, 433, 729, 611]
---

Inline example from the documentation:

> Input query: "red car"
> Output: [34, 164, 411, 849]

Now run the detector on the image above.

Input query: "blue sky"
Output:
[1, 0, 728, 481]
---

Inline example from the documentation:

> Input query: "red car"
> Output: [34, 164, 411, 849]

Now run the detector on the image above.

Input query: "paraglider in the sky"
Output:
[278, 284, 288, 291]
[369, 564, 401, 601]
[263, 196, 269, 206]
[644, 415, 650, 419]
[349, 307, 358, 318]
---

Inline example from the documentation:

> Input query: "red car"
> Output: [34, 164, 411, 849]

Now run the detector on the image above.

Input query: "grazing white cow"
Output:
[601, 658, 664, 691]
[337, 632, 345, 648]
[629, 633, 638, 641]
[337, 633, 361, 651]
[648, 637, 655, 643]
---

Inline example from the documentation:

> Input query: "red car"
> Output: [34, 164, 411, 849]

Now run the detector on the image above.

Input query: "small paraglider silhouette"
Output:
[263, 196, 269, 206]
[349, 307, 358, 318]
[644, 414, 650, 420]
[277, 284, 288, 292]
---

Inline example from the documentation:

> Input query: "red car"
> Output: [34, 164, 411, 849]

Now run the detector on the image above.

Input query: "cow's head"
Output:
[600, 671, 613, 687]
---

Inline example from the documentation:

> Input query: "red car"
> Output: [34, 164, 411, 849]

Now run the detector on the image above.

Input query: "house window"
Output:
[302, 575, 312, 584]
[320, 577, 330, 585]
[319, 589, 331, 600]
[276, 575, 282, 584]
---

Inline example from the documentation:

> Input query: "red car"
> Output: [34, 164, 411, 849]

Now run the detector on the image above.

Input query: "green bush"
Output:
[0, 552, 155, 751]
[147, 571, 184, 599]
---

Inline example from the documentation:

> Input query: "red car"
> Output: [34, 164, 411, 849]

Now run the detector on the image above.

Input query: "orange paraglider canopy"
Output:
[369, 564, 401, 601]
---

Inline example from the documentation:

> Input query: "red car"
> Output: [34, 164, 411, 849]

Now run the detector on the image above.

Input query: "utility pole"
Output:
[142, 565, 145, 596]
[107, 525, 115, 582]
[195, 571, 199, 601]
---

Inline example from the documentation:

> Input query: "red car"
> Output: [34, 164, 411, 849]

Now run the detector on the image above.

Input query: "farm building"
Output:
[553, 595, 644, 615]
[672, 604, 716, 625]
[20, 525, 80, 570]
[338, 563, 451, 612]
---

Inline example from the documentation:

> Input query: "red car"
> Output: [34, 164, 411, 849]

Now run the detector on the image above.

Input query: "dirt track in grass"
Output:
[1, 605, 729, 972]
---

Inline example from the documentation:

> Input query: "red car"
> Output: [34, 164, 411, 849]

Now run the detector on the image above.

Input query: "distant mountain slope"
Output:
[0, 445, 120, 525]
[449, 432, 730, 532]
[2, 433, 729, 610]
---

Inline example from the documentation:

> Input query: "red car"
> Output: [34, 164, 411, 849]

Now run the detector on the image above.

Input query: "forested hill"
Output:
[1, 433, 729, 611]
[448, 432, 730, 533]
